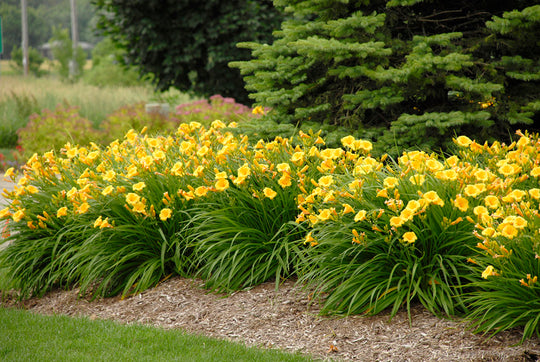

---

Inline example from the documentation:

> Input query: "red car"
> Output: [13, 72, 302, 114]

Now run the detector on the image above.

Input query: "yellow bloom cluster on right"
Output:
[297, 130, 540, 284]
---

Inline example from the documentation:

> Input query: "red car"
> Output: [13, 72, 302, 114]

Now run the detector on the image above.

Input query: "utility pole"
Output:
[69, 0, 79, 78]
[0, 16, 3, 78]
[21, 0, 29, 76]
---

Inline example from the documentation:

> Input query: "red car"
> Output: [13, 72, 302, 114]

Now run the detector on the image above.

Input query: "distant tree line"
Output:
[0, 0, 99, 59]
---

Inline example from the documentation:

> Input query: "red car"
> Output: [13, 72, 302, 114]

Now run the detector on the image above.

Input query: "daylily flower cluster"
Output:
[2, 125, 539, 289]
[298, 130, 539, 288]
[1, 121, 318, 235]
[0, 122, 538, 338]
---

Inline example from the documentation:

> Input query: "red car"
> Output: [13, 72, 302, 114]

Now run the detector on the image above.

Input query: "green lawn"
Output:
[0, 307, 315, 361]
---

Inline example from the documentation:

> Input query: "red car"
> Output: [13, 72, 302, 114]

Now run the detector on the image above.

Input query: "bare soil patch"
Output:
[2, 277, 539, 361]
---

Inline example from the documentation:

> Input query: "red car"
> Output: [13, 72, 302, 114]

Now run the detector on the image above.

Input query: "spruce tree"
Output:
[231, 1, 540, 154]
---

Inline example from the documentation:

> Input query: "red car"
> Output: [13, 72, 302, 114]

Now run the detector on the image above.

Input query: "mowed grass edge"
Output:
[0, 307, 316, 362]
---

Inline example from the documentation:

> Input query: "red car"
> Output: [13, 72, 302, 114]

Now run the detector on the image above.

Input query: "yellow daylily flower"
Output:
[12, 209, 25, 222]
[390, 216, 405, 228]
[126, 193, 141, 205]
[342, 203, 355, 215]
[102, 185, 114, 196]
[194, 186, 209, 197]
[278, 174, 292, 188]
[383, 177, 399, 189]
[94, 216, 103, 228]
[3, 167, 15, 179]
[132, 202, 146, 214]
[215, 178, 230, 192]
[26, 185, 39, 194]
[484, 195, 500, 209]
[481, 265, 498, 279]
[354, 210, 367, 222]
[159, 208, 172, 221]
[318, 175, 334, 188]
[318, 208, 334, 221]
[237, 164, 251, 178]
[454, 195, 469, 212]
[423, 191, 444, 207]
[133, 182, 146, 191]
[263, 187, 277, 200]
[57, 207, 68, 218]
[455, 135, 472, 148]
[76, 202, 90, 214]
[0, 207, 11, 218]
[402, 231, 417, 244]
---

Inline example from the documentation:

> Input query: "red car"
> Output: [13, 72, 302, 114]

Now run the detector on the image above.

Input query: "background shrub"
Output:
[99, 102, 179, 144]
[0, 91, 39, 148]
[17, 103, 99, 157]
[175, 95, 256, 127]
[10, 45, 45, 77]
[50, 27, 87, 82]
[83, 38, 148, 87]
[232, 1, 540, 155]
[15, 95, 262, 157]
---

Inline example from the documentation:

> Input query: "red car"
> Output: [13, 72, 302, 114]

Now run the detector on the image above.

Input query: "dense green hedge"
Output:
[93, 0, 285, 103]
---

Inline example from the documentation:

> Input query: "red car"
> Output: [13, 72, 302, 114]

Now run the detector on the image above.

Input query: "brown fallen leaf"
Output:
[328, 344, 338, 353]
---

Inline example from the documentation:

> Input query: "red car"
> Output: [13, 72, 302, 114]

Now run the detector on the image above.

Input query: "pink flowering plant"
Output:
[175, 94, 262, 127]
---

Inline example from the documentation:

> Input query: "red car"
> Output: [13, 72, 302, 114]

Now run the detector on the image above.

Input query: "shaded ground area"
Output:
[2, 277, 539, 361]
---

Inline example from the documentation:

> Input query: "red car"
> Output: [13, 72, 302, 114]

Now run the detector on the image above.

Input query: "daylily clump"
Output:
[0, 121, 323, 297]
[295, 129, 540, 340]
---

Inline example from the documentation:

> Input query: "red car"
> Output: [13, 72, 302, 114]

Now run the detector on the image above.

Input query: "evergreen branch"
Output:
[417, 12, 492, 24]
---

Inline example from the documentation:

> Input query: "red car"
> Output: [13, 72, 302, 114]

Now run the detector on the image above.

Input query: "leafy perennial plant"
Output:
[0, 124, 539, 340]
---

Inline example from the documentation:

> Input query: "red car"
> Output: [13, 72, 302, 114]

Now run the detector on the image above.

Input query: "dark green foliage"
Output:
[467, 236, 540, 342]
[232, 1, 540, 155]
[92, 0, 285, 104]
[188, 189, 304, 293]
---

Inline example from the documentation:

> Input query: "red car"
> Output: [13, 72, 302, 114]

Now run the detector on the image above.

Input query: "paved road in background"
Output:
[0, 175, 16, 206]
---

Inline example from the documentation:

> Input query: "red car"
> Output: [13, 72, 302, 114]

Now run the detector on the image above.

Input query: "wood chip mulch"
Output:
[2, 277, 539, 361]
